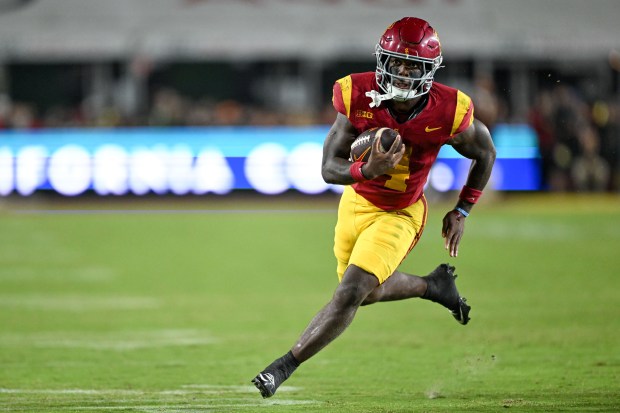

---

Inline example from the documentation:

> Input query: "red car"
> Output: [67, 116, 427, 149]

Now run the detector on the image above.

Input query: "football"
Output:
[350, 127, 400, 162]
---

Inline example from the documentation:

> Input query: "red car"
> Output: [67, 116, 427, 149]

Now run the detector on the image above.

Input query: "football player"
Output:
[252, 17, 496, 398]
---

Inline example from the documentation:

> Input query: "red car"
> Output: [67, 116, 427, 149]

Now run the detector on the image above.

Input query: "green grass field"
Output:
[1, 193, 619, 412]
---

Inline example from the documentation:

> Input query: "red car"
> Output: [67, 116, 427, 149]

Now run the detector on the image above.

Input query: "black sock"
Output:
[263, 351, 300, 383]
[284, 351, 300, 368]
[421, 275, 437, 301]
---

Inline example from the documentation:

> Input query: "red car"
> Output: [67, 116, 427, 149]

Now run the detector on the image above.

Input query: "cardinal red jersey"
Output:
[332, 72, 474, 210]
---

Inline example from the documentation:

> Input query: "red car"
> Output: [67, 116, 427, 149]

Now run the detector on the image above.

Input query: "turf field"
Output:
[0, 192, 619, 412]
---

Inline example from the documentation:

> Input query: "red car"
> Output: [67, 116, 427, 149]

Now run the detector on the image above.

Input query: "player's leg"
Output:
[362, 264, 471, 325]
[252, 264, 378, 398]
[292, 264, 378, 362]
[252, 187, 365, 398]
[348, 193, 470, 324]
[361, 270, 426, 304]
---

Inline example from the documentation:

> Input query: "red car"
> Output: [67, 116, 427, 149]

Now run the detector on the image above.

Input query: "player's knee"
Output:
[333, 266, 379, 308]
[360, 289, 380, 306]
[333, 282, 370, 308]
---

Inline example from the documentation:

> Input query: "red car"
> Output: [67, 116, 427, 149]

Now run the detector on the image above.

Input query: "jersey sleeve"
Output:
[332, 75, 353, 118]
[450, 90, 474, 136]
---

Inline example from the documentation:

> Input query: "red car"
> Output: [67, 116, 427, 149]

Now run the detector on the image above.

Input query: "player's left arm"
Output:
[442, 118, 496, 257]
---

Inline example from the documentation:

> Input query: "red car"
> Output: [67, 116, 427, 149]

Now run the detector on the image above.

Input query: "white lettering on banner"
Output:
[286, 143, 329, 194]
[48, 145, 92, 196]
[0, 143, 475, 196]
[129, 147, 168, 195]
[168, 145, 194, 195]
[245, 143, 289, 195]
[16, 146, 47, 196]
[193, 149, 234, 195]
[428, 162, 455, 192]
[93, 145, 129, 196]
[0, 147, 13, 196]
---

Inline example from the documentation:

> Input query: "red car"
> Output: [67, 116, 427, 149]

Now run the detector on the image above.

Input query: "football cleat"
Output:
[251, 351, 300, 399]
[252, 372, 279, 398]
[423, 263, 471, 325]
[451, 296, 471, 325]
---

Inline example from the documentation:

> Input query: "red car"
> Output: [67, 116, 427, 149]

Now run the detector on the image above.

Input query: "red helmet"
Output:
[373, 17, 443, 102]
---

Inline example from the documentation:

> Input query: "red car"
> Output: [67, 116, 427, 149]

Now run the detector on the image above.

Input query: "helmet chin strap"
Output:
[365, 90, 393, 108]
[391, 94, 409, 102]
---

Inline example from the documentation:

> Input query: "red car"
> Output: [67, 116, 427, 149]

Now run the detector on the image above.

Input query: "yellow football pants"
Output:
[334, 186, 427, 284]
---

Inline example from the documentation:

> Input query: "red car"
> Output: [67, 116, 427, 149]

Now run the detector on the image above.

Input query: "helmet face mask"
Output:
[375, 45, 443, 101]
[374, 17, 443, 102]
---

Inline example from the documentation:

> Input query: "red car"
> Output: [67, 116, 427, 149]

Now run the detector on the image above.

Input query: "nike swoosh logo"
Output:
[354, 147, 371, 162]
[425, 126, 442, 132]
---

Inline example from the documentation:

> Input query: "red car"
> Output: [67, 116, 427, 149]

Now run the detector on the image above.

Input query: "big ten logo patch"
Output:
[355, 110, 373, 119]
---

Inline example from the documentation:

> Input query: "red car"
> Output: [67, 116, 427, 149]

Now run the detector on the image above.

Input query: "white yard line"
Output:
[0, 329, 217, 350]
[0, 266, 116, 283]
[0, 386, 321, 411]
[68, 400, 320, 411]
[0, 385, 300, 395]
[0, 295, 160, 311]
[180, 384, 302, 393]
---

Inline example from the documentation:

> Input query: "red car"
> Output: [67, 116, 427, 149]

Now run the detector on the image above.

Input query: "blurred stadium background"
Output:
[0, 0, 619, 197]
[1, 1, 620, 412]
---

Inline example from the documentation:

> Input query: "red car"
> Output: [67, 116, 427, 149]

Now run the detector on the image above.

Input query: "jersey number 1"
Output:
[383, 146, 412, 192]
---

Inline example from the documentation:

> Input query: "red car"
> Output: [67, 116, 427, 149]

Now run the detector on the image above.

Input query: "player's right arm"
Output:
[321, 113, 404, 184]
[321, 113, 359, 185]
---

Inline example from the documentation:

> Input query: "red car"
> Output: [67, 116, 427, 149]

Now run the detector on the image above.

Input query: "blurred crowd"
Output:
[528, 87, 620, 192]
[0, 89, 337, 130]
[1, 83, 619, 193]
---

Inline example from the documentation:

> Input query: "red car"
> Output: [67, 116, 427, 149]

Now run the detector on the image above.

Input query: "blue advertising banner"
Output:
[0, 125, 540, 196]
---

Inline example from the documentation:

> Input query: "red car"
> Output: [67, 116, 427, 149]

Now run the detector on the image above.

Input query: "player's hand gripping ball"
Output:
[350, 127, 401, 162]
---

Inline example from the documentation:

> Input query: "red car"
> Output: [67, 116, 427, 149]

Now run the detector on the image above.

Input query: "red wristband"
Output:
[459, 186, 483, 204]
[350, 161, 369, 182]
